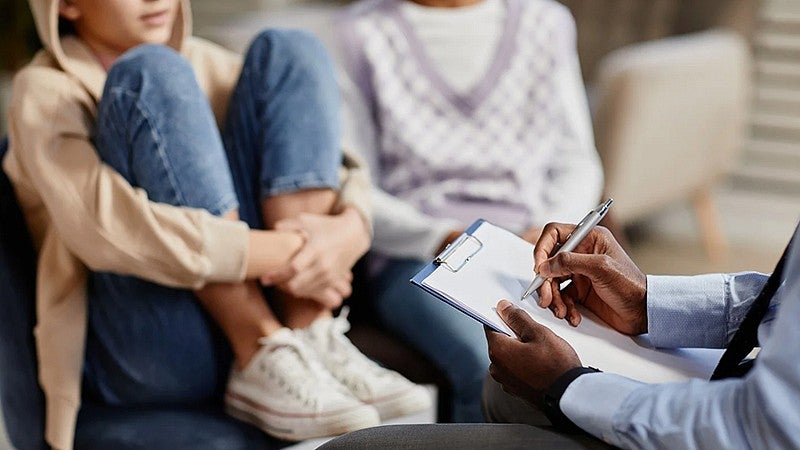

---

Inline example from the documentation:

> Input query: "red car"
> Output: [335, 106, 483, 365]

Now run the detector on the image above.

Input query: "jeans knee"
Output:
[106, 44, 197, 96]
[246, 28, 336, 91]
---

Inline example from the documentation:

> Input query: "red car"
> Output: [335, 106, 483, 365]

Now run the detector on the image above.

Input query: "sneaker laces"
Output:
[321, 308, 405, 395]
[253, 331, 349, 412]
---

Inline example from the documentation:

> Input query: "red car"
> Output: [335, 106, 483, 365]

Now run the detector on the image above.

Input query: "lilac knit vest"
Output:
[338, 0, 580, 231]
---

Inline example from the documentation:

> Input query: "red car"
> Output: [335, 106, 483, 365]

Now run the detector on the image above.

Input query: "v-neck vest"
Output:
[339, 0, 580, 231]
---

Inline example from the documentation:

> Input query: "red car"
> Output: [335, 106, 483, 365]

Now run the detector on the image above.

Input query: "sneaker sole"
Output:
[224, 390, 380, 442]
[366, 385, 432, 421]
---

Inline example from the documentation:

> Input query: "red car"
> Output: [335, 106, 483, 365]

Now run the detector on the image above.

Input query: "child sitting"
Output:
[4, 0, 429, 447]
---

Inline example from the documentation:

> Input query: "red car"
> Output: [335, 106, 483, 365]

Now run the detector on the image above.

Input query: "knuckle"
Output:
[290, 261, 304, 273]
[321, 291, 336, 304]
[541, 223, 557, 235]
[553, 252, 571, 271]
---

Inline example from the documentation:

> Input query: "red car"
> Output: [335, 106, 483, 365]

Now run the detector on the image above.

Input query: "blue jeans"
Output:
[371, 258, 490, 422]
[83, 30, 341, 407]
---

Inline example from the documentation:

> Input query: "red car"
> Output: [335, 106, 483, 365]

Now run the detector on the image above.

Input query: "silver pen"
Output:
[521, 198, 614, 300]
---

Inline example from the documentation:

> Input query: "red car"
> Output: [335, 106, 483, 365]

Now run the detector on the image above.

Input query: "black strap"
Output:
[542, 366, 602, 431]
[710, 232, 795, 380]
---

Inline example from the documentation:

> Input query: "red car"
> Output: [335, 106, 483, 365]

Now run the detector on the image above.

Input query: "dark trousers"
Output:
[319, 376, 615, 450]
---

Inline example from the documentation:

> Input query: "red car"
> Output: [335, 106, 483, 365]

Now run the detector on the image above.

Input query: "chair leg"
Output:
[692, 187, 727, 263]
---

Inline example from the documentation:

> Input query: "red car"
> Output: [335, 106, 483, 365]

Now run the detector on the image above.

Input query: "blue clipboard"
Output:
[410, 219, 511, 335]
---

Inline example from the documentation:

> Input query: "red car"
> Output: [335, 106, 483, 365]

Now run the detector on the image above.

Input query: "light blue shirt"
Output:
[560, 227, 800, 449]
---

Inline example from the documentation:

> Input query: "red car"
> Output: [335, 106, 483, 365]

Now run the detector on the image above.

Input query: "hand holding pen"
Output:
[522, 199, 613, 300]
[527, 214, 649, 332]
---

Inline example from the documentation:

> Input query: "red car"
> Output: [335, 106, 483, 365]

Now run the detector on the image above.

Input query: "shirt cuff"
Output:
[560, 372, 643, 446]
[201, 216, 249, 283]
[646, 274, 728, 348]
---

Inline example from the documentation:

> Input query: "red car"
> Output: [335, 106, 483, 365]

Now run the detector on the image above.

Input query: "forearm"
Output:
[330, 205, 372, 268]
[245, 229, 305, 279]
[560, 369, 799, 450]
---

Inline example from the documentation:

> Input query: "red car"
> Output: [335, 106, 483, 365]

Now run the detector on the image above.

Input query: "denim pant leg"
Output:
[84, 45, 240, 407]
[372, 258, 491, 422]
[223, 29, 341, 229]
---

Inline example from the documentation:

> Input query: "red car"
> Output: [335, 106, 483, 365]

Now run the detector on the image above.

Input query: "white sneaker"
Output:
[299, 308, 432, 421]
[224, 328, 380, 441]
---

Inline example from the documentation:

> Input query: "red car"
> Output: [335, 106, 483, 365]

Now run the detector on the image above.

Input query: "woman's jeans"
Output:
[371, 258, 490, 422]
[82, 30, 341, 407]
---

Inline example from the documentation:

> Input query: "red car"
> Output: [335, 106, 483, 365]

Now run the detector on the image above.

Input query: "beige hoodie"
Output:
[3, 1, 372, 448]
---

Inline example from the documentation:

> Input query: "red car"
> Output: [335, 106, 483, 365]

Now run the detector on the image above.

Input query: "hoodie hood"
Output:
[28, 0, 192, 99]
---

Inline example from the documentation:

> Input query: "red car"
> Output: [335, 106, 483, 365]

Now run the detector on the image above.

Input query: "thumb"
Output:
[496, 300, 542, 342]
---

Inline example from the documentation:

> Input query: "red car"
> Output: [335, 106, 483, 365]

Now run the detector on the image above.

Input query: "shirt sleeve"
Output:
[336, 147, 375, 233]
[646, 272, 768, 348]
[8, 69, 249, 290]
[535, 8, 604, 225]
[559, 249, 799, 449]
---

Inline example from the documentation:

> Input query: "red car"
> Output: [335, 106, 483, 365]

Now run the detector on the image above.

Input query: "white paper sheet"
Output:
[420, 221, 723, 383]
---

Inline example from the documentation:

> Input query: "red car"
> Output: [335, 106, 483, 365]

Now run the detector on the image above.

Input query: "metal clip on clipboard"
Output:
[434, 233, 483, 272]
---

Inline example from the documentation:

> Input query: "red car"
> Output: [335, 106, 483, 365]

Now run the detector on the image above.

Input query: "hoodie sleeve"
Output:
[7, 68, 249, 290]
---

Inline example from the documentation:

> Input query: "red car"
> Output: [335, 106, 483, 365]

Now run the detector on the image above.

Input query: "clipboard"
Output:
[411, 219, 725, 383]
[411, 219, 520, 335]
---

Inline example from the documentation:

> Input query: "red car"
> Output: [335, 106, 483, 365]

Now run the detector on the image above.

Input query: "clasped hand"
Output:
[260, 207, 370, 308]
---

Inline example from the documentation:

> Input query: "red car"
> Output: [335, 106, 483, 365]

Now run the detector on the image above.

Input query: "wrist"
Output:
[636, 277, 649, 334]
[340, 205, 371, 238]
[245, 230, 304, 278]
[542, 366, 601, 432]
[336, 206, 371, 258]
